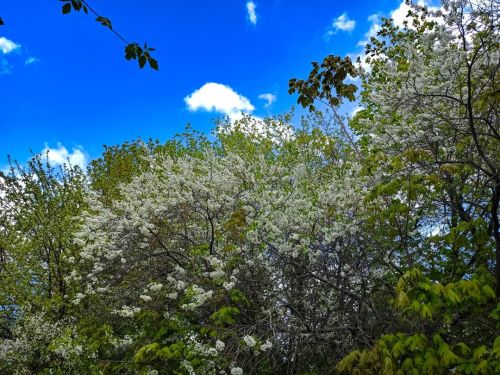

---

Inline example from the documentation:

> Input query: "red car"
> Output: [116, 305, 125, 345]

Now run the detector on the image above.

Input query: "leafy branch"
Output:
[289, 55, 361, 157]
[59, 0, 158, 70]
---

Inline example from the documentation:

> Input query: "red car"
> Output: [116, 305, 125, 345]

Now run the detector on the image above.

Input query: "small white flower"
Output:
[140, 295, 152, 302]
[149, 283, 163, 291]
[215, 340, 225, 351]
[72, 292, 85, 305]
[207, 347, 218, 356]
[261, 340, 272, 351]
[231, 367, 243, 375]
[167, 292, 178, 299]
[176, 280, 186, 290]
[243, 335, 256, 347]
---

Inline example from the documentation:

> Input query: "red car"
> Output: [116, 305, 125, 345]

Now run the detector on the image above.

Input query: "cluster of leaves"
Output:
[60, 0, 88, 15]
[59, 0, 159, 70]
[0, 1, 498, 374]
[125, 43, 158, 70]
[2, 2, 159, 69]
[339, 268, 500, 374]
[288, 55, 358, 111]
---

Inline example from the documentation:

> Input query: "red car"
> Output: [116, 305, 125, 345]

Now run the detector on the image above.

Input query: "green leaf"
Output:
[139, 55, 147, 69]
[336, 350, 361, 372]
[438, 343, 460, 366]
[481, 285, 496, 300]
[473, 345, 488, 360]
[420, 304, 432, 319]
[71, 0, 82, 11]
[396, 291, 410, 308]
[422, 356, 439, 373]
[125, 43, 138, 60]
[476, 360, 490, 374]
[96, 16, 112, 30]
[401, 358, 414, 371]
[444, 286, 461, 304]
[62, 3, 71, 14]
[148, 57, 159, 70]
[453, 342, 470, 357]
[391, 340, 406, 357]
[134, 342, 159, 362]
[210, 306, 239, 325]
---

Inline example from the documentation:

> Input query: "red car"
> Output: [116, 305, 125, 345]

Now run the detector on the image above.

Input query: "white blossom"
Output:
[243, 335, 256, 347]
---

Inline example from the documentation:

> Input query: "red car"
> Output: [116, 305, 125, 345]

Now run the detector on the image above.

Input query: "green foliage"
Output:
[289, 55, 358, 111]
[60, 0, 87, 15]
[1, 1, 499, 374]
[210, 306, 240, 326]
[125, 43, 159, 70]
[59, 0, 158, 70]
[95, 16, 112, 30]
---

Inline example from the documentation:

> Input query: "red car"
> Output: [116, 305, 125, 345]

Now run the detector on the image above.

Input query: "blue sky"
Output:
[0, 0, 432, 169]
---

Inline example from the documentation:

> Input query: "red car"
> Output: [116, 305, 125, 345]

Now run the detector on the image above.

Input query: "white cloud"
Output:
[246, 1, 257, 25]
[258, 93, 276, 108]
[334, 13, 356, 32]
[0, 36, 20, 54]
[25, 56, 40, 66]
[185, 82, 255, 122]
[325, 13, 356, 40]
[186, 84, 292, 140]
[40, 143, 88, 170]
[324, 13, 356, 41]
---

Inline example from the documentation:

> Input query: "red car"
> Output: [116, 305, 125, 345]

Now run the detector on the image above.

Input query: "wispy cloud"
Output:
[185, 82, 255, 122]
[246, 1, 257, 25]
[324, 13, 356, 40]
[25, 56, 40, 66]
[258, 93, 276, 108]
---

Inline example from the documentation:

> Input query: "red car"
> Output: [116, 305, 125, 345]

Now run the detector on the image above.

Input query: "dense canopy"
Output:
[0, 1, 499, 374]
